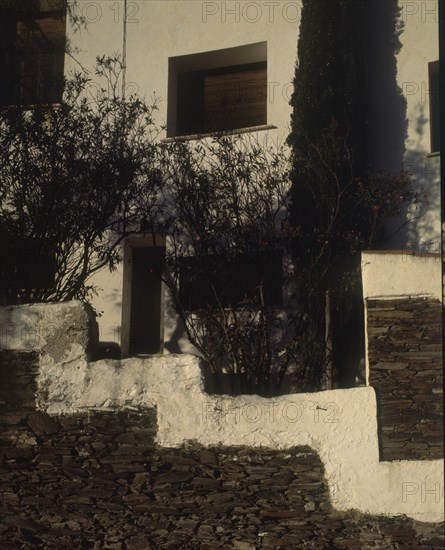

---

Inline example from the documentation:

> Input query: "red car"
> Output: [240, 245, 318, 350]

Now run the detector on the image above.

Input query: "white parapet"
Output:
[1, 301, 443, 523]
[361, 250, 442, 301]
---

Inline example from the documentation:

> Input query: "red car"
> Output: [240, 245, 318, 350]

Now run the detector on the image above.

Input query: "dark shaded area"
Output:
[0, 350, 38, 422]
[286, 0, 410, 390]
[179, 249, 283, 311]
[0, 405, 443, 549]
[94, 341, 121, 360]
[0, 0, 66, 107]
[0, 238, 56, 303]
[129, 246, 165, 355]
[363, 0, 407, 174]
[331, 277, 366, 389]
[363, 0, 411, 248]
[202, 367, 296, 397]
[288, 0, 368, 229]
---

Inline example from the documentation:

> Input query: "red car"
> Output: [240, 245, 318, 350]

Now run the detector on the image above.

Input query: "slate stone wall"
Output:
[0, 346, 443, 548]
[0, 406, 444, 549]
[0, 350, 38, 426]
[367, 297, 443, 461]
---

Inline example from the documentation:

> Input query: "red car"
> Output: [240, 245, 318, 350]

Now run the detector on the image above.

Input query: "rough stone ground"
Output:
[1, 407, 444, 550]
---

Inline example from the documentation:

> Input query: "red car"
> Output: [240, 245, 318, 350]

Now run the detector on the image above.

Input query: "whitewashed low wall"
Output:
[0, 301, 443, 523]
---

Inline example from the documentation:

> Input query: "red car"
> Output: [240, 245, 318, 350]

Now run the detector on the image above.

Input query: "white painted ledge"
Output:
[1, 302, 443, 523]
[361, 250, 442, 301]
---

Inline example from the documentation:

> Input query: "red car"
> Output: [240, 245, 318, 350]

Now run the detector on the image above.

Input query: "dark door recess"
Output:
[129, 246, 165, 355]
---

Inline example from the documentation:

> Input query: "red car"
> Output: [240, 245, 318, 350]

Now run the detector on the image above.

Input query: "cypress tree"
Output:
[287, 0, 368, 387]
[288, 0, 367, 232]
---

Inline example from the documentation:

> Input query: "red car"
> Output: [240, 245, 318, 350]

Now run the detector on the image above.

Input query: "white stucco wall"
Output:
[1, 301, 443, 523]
[65, 0, 300, 347]
[65, 0, 299, 140]
[63, 2, 440, 353]
[361, 250, 442, 300]
[390, 0, 440, 249]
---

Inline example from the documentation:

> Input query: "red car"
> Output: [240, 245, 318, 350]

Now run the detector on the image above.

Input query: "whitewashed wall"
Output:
[0, 301, 443, 523]
[65, 0, 300, 346]
[63, 1, 440, 350]
[399, 0, 440, 250]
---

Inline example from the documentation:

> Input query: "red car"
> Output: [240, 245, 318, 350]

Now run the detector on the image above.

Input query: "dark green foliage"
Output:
[288, 0, 366, 152]
[287, 0, 417, 386]
[0, 56, 162, 304]
[288, 0, 367, 232]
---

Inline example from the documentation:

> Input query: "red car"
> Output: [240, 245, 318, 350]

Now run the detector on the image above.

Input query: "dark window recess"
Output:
[176, 62, 267, 136]
[0, 239, 56, 290]
[179, 249, 283, 311]
[429, 60, 440, 153]
[0, 0, 66, 107]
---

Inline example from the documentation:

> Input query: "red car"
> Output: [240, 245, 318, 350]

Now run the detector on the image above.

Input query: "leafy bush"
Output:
[0, 56, 162, 304]
[160, 134, 305, 395]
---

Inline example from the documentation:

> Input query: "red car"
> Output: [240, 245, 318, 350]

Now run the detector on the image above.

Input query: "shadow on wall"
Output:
[164, 316, 187, 354]
[163, 298, 197, 355]
[403, 104, 440, 252]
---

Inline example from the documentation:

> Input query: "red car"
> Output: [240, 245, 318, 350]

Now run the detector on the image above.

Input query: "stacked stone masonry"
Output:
[367, 297, 443, 461]
[0, 350, 444, 549]
[0, 407, 444, 549]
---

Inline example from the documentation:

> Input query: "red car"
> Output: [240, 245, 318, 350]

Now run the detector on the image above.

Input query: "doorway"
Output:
[121, 236, 165, 357]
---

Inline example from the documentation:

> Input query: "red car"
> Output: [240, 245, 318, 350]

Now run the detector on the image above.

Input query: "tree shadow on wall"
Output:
[402, 104, 441, 252]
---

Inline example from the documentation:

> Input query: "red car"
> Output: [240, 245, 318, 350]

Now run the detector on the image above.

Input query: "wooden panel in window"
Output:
[204, 66, 267, 132]
[0, 5, 66, 106]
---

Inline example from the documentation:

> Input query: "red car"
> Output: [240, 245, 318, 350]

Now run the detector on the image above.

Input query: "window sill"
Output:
[162, 124, 277, 143]
[427, 151, 440, 158]
[0, 102, 63, 110]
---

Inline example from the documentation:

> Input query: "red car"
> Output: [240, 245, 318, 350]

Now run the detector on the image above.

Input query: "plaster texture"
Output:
[361, 251, 441, 300]
[1, 301, 442, 523]
[0, 301, 93, 358]
[396, 0, 440, 250]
